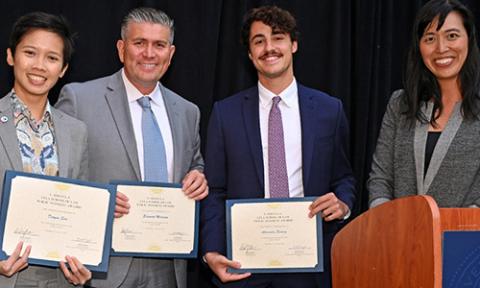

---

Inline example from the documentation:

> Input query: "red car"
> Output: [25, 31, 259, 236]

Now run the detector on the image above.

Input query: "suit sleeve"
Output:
[200, 103, 227, 255]
[367, 90, 404, 206]
[55, 84, 79, 118]
[330, 100, 356, 210]
[56, 85, 89, 180]
[462, 171, 480, 207]
[78, 123, 89, 181]
[188, 105, 204, 172]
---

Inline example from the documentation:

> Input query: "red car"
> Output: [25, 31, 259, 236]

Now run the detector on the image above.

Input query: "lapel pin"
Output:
[0, 116, 8, 123]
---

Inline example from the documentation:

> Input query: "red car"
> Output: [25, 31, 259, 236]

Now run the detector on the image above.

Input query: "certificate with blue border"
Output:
[226, 197, 323, 273]
[110, 180, 199, 258]
[0, 170, 116, 272]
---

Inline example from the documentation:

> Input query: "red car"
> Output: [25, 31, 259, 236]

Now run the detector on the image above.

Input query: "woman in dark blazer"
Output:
[0, 12, 91, 287]
[368, 0, 480, 208]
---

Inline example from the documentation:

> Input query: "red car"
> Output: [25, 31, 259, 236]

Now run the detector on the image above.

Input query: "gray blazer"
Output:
[56, 70, 203, 288]
[0, 92, 88, 288]
[368, 89, 480, 208]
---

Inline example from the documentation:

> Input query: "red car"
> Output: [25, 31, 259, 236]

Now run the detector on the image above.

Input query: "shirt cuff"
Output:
[369, 197, 390, 208]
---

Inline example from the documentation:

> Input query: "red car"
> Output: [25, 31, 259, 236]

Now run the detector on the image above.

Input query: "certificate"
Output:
[111, 181, 199, 258]
[226, 197, 323, 273]
[0, 170, 116, 272]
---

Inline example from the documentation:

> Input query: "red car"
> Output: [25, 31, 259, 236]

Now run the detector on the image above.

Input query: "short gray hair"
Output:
[121, 7, 175, 43]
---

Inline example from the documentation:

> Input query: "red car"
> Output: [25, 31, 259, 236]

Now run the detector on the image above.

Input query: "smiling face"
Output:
[117, 21, 175, 95]
[248, 21, 297, 84]
[419, 11, 469, 85]
[7, 28, 67, 102]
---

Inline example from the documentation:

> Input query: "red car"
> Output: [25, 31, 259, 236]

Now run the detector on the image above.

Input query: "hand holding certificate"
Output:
[111, 181, 199, 258]
[0, 171, 116, 272]
[227, 198, 323, 273]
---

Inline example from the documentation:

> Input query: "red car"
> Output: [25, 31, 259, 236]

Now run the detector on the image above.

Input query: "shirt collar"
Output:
[121, 68, 162, 105]
[10, 89, 52, 121]
[258, 78, 297, 109]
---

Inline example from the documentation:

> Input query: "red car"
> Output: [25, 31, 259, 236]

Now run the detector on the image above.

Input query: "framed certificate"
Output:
[110, 181, 199, 258]
[226, 197, 323, 273]
[0, 170, 116, 272]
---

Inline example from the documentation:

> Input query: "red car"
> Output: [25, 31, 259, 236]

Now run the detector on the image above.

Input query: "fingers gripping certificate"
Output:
[226, 198, 323, 273]
[111, 181, 199, 258]
[0, 171, 115, 272]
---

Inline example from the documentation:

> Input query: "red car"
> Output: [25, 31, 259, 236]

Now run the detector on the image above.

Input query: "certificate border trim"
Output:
[109, 180, 199, 259]
[0, 170, 116, 273]
[226, 197, 324, 273]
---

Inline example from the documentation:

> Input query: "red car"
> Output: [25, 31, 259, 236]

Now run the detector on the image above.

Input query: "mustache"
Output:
[259, 51, 283, 59]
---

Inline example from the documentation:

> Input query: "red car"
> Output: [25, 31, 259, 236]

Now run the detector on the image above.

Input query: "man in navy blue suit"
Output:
[200, 6, 356, 288]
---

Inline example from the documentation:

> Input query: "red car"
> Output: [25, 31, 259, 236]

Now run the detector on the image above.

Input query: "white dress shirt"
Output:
[122, 69, 174, 182]
[259, 78, 304, 198]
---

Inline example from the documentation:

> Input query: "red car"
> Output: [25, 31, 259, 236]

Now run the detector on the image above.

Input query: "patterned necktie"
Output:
[268, 96, 289, 198]
[137, 96, 168, 182]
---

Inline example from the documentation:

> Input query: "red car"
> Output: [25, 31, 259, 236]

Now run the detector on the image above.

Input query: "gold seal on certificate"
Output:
[111, 181, 199, 258]
[227, 198, 323, 273]
[0, 171, 115, 272]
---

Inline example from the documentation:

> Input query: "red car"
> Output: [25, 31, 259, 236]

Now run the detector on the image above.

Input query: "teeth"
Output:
[142, 64, 156, 68]
[27, 75, 46, 82]
[435, 58, 453, 65]
[264, 56, 279, 61]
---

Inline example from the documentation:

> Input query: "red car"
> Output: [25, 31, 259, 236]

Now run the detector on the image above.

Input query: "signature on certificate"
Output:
[13, 227, 38, 241]
[120, 228, 141, 240]
[287, 245, 312, 256]
[239, 243, 259, 256]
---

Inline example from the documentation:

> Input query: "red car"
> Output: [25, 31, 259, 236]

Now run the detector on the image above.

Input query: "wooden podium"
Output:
[331, 195, 480, 288]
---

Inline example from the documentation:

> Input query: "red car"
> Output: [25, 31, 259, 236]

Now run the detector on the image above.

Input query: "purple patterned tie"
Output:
[268, 96, 289, 198]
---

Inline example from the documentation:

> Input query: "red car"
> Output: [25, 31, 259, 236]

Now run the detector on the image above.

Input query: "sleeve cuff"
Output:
[369, 197, 390, 208]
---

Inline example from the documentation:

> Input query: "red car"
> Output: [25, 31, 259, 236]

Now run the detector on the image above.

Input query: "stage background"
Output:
[0, 0, 479, 287]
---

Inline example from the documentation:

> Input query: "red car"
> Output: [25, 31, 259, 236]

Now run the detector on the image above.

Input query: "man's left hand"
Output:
[308, 192, 349, 221]
[182, 170, 208, 200]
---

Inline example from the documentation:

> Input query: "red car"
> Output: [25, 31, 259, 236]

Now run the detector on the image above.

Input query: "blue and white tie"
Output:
[137, 96, 168, 182]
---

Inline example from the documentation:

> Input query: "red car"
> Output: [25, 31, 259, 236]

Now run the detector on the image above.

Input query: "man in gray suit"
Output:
[56, 7, 208, 288]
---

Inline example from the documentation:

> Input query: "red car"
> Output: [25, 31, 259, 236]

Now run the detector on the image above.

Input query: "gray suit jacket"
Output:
[368, 89, 480, 208]
[56, 70, 203, 288]
[0, 92, 88, 288]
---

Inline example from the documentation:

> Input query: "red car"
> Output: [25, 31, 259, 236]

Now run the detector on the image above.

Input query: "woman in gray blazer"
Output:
[368, 0, 480, 208]
[0, 12, 91, 287]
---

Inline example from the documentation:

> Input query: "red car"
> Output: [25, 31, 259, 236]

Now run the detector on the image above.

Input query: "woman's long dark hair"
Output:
[403, 0, 480, 125]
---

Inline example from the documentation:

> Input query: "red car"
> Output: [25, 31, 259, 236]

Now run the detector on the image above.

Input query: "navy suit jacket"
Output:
[200, 84, 356, 286]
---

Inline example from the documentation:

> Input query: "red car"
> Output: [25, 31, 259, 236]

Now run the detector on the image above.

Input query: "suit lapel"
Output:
[424, 102, 463, 193]
[0, 95, 22, 171]
[298, 85, 315, 190]
[160, 84, 180, 182]
[413, 103, 430, 195]
[242, 88, 264, 190]
[104, 72, 141, 180]
[51, 109, 70, 177]
[413, 101, 464, 195]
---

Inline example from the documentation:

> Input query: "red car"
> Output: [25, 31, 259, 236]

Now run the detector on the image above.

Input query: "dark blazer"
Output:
[200, 84, 356, 287]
